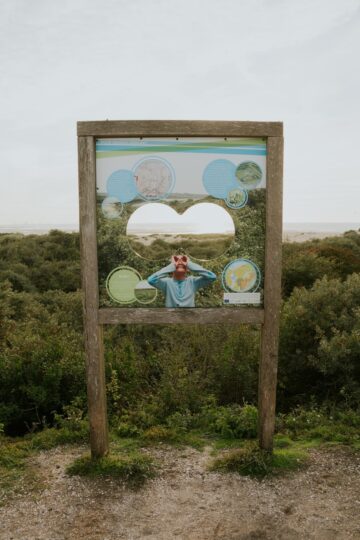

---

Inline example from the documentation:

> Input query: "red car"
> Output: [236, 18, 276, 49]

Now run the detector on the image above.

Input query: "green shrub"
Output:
[276, 407, 327, 435]
[166, 410, 194, 432]
[1, 229, 360, 437]
[0, 286, 85, 435]
[116, 423, 142, 438]
[275, 407, 360, 447]
[334, 409, 360, 427]
[282, 233, 360, 296]
[279, 273, 360, 408]
[53, 396, 87, 432]
[27, 425, 89, 450]
[304, 425, 359, 444]
[282, 248, 337, 297]
[211, 441, 272, 477]
[142, 425, 177, 442]
[273, 435, 292, 448]
[203, 403, 258, 439]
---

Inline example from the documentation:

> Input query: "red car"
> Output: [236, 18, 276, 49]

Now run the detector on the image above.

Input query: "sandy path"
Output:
[1, 445, 360, 540]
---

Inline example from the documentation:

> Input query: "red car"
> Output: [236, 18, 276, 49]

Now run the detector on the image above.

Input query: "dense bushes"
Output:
[104, 323, 259, 425]
[0, 230, 359, 435]
[279, 273, 360, 409]
[0, 283, 85, 434]
[0, 231, 80, 293]
[282, 231, 360, 296]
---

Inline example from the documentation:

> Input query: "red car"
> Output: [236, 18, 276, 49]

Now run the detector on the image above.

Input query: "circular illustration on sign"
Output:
[133, 157, 175, 201]
[106, 169, 138, 203]
[235, 161, 263, 189]
[134, 280, 158, 304]
[225, 187, 248, 209]
[101, 197, 123, 219]
[222, 259, 261, 293]
[202, 159, 237, 199]
[106, 266, 141, 304]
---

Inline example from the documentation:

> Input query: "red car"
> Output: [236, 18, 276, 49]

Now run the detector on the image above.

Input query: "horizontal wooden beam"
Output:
[98, 308, 264, 325]
[77, 120, 283, 138]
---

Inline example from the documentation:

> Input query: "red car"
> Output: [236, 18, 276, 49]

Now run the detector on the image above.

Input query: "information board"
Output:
[96, 137, 267, 309]
[78, 120, 283, 456]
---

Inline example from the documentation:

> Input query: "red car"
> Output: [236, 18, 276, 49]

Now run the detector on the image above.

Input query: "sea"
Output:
[0, 224, 79, 235]
[283, 223, 360, 233]
[0, 223, 359, 235]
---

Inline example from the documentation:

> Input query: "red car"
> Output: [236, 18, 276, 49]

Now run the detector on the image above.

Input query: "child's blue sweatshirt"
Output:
[147, 261, 216, 308]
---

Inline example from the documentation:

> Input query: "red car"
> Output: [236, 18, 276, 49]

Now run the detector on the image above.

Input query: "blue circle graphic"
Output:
[106, 169, 137, 203]
[202, 159, 237, 199]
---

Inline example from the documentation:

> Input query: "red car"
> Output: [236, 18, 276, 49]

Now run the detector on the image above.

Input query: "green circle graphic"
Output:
[106, 266, 141, 304]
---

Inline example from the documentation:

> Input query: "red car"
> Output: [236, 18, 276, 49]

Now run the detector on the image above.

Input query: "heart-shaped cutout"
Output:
[126, 202, 235, 261]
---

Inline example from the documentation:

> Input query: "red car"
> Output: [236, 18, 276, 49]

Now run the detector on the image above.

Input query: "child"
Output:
[147, 255, 216, 308]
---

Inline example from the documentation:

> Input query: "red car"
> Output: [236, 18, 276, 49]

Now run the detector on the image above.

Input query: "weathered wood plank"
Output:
[98, 308, 264, 325]
[258, 136, 284, 451]
[77, 120, 283, 138]
[78, 136, 109, 458]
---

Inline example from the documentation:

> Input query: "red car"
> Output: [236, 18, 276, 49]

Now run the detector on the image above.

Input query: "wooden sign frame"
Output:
[78, 120, 283, 457]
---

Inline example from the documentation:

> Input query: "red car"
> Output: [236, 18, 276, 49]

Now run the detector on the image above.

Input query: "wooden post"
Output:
[78, 136, 109, 458]
[258, 136, 284, 451]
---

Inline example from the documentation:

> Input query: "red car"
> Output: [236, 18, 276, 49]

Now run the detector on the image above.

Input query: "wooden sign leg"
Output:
[78, 135, 109, 458]
[84, 320, 109, 458]
[258, 136, 283, 451]
[258, 321, 280, 451]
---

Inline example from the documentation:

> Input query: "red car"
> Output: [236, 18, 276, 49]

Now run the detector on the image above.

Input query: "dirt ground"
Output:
[1, 444, 360, 540]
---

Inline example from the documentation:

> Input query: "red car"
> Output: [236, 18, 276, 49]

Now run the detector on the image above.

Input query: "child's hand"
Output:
[172, 255, 188, 268]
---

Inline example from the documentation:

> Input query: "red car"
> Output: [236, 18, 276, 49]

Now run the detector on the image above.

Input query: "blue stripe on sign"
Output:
[96, 145, 266, 155]
[96, 139, 266, 146]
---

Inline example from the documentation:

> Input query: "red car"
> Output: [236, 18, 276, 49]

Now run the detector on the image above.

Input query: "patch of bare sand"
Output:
[1, 445, 360, 540]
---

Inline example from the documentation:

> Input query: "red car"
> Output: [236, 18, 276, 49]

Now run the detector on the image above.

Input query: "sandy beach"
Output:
[283, 231, 343, 243]
[0, 226, 358, 244]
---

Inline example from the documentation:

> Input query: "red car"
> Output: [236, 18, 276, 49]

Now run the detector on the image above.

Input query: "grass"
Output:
[0, 438, 41, 506]
[0, 424, 88, 505]
[210, 440, 308, 478]
[140, 426, 206, 449]
[0, 424, 155, 502]
[208, 413, 360, 479]
[66, 451, 155, 486]
[129, 233, 233, 260]
[112, 423, 207, 450]
[66, 433, 157, 485]
[1, 407, 359, 496]
[26, 422, 89, 451]
[205, 407, 360, 478]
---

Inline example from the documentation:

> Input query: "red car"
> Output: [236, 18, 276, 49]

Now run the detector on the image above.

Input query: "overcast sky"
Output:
[1, 0, 359, 225]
